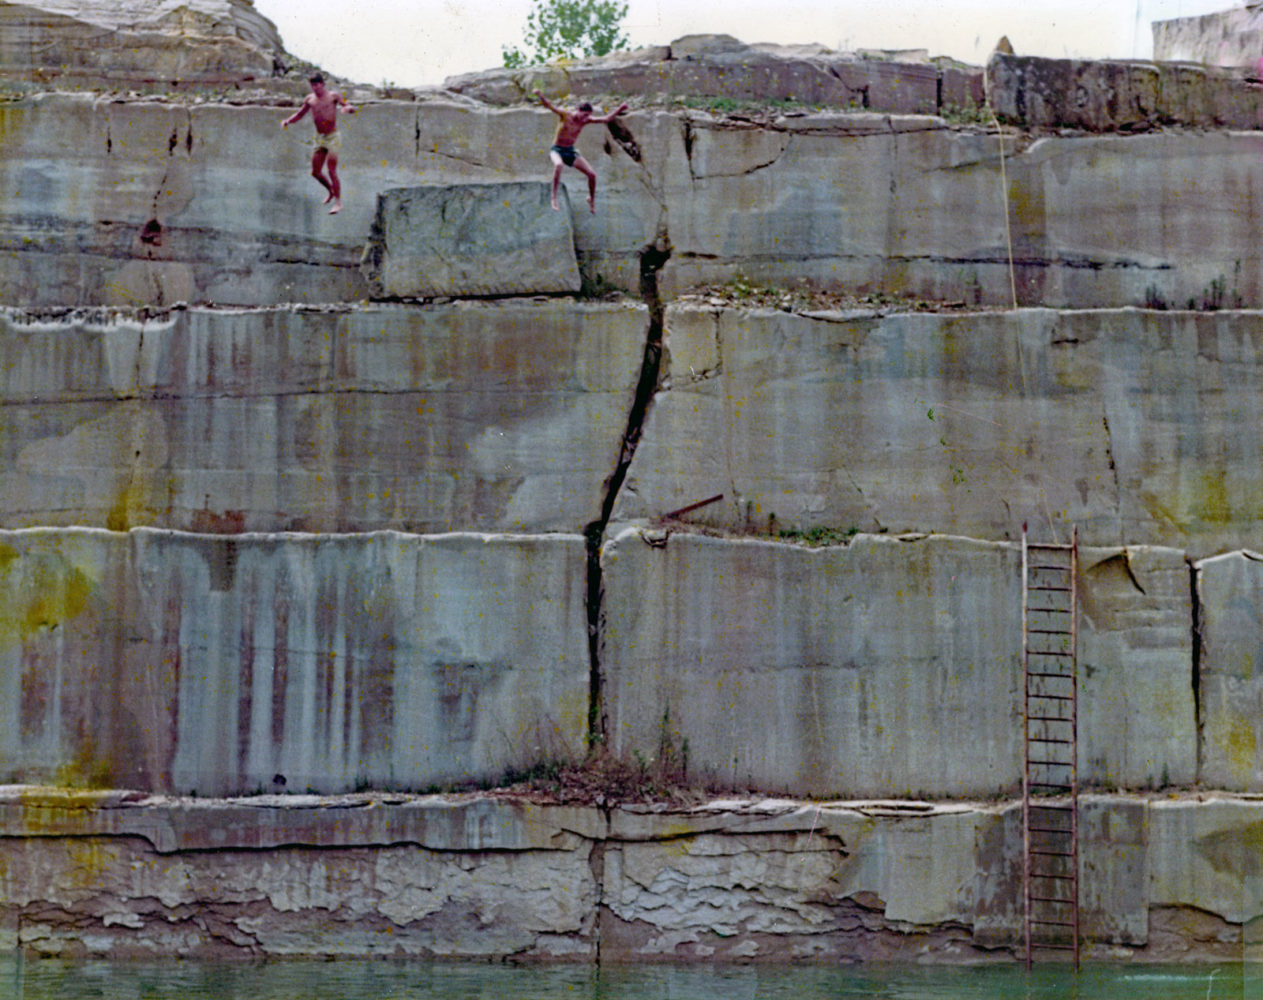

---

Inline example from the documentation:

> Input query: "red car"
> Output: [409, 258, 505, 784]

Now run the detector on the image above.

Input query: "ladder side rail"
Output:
[1021, 524, 1032, 969]
[1070, 525, 1080, 970]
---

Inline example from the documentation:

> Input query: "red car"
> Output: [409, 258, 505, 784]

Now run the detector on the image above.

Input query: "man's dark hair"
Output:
[578, 101, 593, 112]
[309, 72, 325, 85]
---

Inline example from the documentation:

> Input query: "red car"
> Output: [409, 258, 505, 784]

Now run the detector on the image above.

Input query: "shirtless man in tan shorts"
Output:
[281, 73, 356, 214]
[533, 90, 629, 213]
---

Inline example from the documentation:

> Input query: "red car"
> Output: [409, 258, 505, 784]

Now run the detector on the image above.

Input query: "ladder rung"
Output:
[1028, 671, 1074, 678]
[1029, 895, 1075, 905]
[1030, 783, 1074, 791]
[1028, 760, 1073, 768]
[1028, 737, 1073, 744]
[1026, 691, 1073, 701]
[1027, 650, 1073, 657]
[1028, 560, 1072, 568]
[1027, 628, 1073, 636]
[1029, 827, 1073, 836]
[1030, 872, 1077, 880]
[1028, 585, 1072, 592]
[1030, 848, 1075, 858]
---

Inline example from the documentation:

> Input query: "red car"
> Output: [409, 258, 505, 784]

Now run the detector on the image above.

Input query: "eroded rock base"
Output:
[1, 788, 1259, 963]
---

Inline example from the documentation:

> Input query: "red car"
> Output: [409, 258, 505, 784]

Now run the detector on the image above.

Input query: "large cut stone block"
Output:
[0, 301, 646, 535]
[623, 306, 1263, 555]
[361, 182, 581, 299]
[602, 529, 1196, 799]
[602, 529, 1024, 798]
[0, 527, 591, 796]
[1195, 551, 1263, 791]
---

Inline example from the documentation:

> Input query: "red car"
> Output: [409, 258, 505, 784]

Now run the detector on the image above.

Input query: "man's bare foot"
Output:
[329, 200, 342, 214]
[588, 196, 596, 214]
[322, 191, 335, 205]
[551, 199, 559, 211]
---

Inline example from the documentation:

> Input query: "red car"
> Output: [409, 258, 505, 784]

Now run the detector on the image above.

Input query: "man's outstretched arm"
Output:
[534, 89, 564, 115]
[280, 97, 312, 128]
[592, 102, 630, 124]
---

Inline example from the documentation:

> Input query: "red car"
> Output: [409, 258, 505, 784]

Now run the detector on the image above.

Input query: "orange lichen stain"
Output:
[67, 840, 119, 887]
[662, 822, 697, 857]
[1193, 472, 1232, 525]
[553, 688, 588, 738]
[53, 736, 117, 791]
[0, 543, 95, 643]
[1226, 716, 1257, 786]
[106, 477, 147, 532]
[16, 786, 113, 838]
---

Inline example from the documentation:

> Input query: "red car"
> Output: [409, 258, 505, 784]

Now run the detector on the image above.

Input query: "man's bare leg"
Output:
[311, 149, 334, 203]
[575, 156, 598, 214]
[326, 152, 342, 214]
[549, 153, 564, 211]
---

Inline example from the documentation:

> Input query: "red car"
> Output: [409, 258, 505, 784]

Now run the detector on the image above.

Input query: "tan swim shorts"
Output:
[311, 129, 342, 153]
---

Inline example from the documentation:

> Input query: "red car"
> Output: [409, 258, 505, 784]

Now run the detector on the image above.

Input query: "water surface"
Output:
[2, 958, 1260, 999]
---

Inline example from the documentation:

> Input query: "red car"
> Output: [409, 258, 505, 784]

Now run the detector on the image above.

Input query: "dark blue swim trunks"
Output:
[550, 143, 577, 166]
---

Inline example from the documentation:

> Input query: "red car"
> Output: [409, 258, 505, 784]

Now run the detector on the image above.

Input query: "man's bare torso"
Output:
[306, 91, 344, 135]
[552, 112, 592, 147]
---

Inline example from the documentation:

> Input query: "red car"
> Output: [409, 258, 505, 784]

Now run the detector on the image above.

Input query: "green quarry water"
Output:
[2, 960, 1260, 1000]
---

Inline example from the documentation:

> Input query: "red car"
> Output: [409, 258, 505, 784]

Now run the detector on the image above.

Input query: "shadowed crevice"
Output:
[583, 236, 672, 747]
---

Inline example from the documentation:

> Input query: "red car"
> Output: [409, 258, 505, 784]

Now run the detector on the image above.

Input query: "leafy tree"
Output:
[502, 0, 629, 68]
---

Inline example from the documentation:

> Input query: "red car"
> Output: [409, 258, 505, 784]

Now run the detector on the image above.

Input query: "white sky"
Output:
[250, 0, 1239, 88]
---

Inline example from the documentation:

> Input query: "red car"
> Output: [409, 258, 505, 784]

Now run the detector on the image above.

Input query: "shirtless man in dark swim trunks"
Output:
[533, 90, 629, 213]
[281, 73, 356, 214]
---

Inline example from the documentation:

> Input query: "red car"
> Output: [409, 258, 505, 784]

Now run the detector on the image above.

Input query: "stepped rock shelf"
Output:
[1, 0, 1263, 963]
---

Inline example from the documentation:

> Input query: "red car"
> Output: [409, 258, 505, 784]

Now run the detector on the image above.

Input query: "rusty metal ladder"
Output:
[1021, 524, 1079, 969]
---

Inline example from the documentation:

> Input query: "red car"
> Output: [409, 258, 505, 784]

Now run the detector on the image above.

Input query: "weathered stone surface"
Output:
[445, 36, 973, 117]
[0, 528, 590, 795]
[361, 182, 581, 299]
[1078, 546, 1195, 789]
[986, 52, 1261, 131]
[1194, 551, 1263, 791]
[0, 301, 646, 534]
[1079, 797, 1148, 945]
[622, 306, 1263, 554]
[0, 789, 1259, 961]
[600, 530, 1195, 798]
[7, 96, 1263, 308]
[1153, 6, 1263, 68]
[0, 0, 287, 88]
[1149, 798, 1263, 928]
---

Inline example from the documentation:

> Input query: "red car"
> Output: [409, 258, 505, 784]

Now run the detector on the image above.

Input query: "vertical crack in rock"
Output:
[682, 119, 696, 182]
[1189, 556, 1204, 779]
[584, 235, 672, 745]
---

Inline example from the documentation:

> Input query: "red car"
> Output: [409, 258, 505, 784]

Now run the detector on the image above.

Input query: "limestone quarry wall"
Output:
[0, 528, 589, 796]
[5, 520, 1263, 801]
[0, 301, 646, 535]
[602, 531, 1195, 798]
[5, 304, 1263, 553]
[5, 33, 1263, 962]
[7, 94, 1263, 311]
[1, 789, 1258, 962]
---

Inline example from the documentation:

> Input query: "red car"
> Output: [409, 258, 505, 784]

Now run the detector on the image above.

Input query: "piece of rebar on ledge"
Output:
[661, 493, 724, 521]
